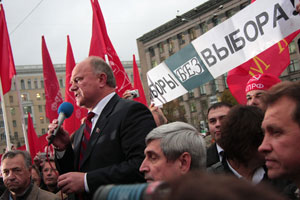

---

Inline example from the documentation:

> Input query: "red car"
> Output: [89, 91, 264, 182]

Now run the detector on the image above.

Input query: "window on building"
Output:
[188, 28, 197, 41]
[21, 93, 29, 102]
[289, 59, 300, 72]
[188, 90, 194, 98]
[226, 9, 236, 18]
[36, 93, 41, 100]
[0, 109, 2, 114]
[21, 79, 25, 90]
[25, 118, 28, 125]
[27, 79, 32, 89]
[200, 22, 208, 34]
[40, 117, 44, 124]
[38, 105, 43, 112]
[149, 47, 155, 57]
[59, 78, 64, 88]
[160, 56, 165, 62]
[40, 79, 44, 88]
[10, 108, 15, 116]
[215, 80, 219, 92]
[200, 85, 206, 95]
[42, 128, 46, 134]
[158, 42, 164, 54]
[13, 120, 17, 127]
[240, 2, 248, 10]
[177, 33, 185, 45]
[46, 117, 49, 123]
[9, 95, 13, 103]
[151, 60, 158, 68]
[190, 102, 197, 113]
[43, 93, 45, 100]
[289, 41, 297, 54]
[212, 15, 221, 26]
[12, 81, 16, 90]
[210, 80, 218, 94]
[167, 38, 174, 54]
[14, 132, 18, 140]
[34, 79, 38, 89]
[23, 106, 32, 114]
[224, 73, 229, 88]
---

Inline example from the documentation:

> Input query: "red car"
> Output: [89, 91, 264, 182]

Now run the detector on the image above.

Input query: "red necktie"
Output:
[79, 112, 95, 168]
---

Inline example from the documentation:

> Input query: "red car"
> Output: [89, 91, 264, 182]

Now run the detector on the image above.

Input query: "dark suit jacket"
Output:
[206, 143, 220, 167]
[56, 94, 156, 198]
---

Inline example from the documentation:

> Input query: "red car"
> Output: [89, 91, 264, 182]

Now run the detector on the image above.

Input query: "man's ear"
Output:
[178, 152, 191, 174]
[97, 73, 107, 87]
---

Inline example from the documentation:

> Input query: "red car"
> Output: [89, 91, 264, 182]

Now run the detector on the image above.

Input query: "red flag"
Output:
[0, 4, 16, 95]
[132, 54, 147, 106]
[27, 113, 40, 160]
[64, 35, 87, 134]
[89, 0, 133, 96]
[41, 36, 63, 122]
[227, 31, 300, 104]
[89, 1, 107, 59]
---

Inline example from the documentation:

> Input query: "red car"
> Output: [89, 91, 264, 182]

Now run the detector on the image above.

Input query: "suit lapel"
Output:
[79, 94, 120, 170]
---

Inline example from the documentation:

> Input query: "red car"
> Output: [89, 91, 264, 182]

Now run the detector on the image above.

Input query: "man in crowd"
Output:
[209, 106, 265, 182]
[47, 56, 156, 199]
[258, 81, 300, 198]
[139, 121, 206, 182]
[245, 73, 281, 111]
[41, 159, 59, 194]
[0, 150, 59, 200]
[206, 102, 232, 167]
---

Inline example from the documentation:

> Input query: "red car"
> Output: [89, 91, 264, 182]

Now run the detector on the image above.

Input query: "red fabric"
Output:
[79, 112, 95, 168]
[0, 4, 16, 95]
[132, 54, 147, 106]
[41, 36, 63, 122]
[64, 36, 87, 135]
[27, 113, 40, 160]
[89, 0, 133, 96]
[227, 30, 300, 104]
[245, 73, 281, 93]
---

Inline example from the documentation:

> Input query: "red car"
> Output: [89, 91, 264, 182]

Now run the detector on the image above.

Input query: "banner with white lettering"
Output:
[147, 0, 300, 106]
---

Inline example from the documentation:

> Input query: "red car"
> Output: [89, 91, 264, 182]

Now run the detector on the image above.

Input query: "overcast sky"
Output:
[2, 0, 208, 66]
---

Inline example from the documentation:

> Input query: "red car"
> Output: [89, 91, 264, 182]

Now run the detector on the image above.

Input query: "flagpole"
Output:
[0, 78, 11, 151]
[14, 76, 29, 151]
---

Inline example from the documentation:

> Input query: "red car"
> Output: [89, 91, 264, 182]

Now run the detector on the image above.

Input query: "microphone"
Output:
[48, 102, 74, 145]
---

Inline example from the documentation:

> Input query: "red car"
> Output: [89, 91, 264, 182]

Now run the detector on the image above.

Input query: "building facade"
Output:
[137, 0, 300, 131]
[0, 61, 140, 152]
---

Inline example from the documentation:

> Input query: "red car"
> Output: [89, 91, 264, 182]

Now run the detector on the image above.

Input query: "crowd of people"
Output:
[1, 4, 300, 199]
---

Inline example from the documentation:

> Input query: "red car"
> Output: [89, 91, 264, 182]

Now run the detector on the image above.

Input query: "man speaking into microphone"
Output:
[47, 56, 156, 199]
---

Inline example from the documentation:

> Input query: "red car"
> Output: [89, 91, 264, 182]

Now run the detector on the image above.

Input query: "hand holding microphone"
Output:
[48, 102, 74, 146]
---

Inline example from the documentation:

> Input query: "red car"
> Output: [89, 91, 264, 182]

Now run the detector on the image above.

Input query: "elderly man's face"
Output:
[69, 58, 103, 110]
[259, 97, 300, 180]
[1, 154, 31, 195]
[139, 139, 182, 182]
[246, 90, 267, 111]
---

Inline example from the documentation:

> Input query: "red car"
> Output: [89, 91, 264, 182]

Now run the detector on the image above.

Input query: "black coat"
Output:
[56, 94, 156, 199]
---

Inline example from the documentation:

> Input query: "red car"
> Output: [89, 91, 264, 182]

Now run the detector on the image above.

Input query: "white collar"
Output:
[226, 159, 265, 184]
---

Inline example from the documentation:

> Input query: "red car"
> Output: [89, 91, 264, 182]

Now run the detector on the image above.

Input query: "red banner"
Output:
[41, 36, 63, 122]
[132, 54, 147, 106]
[64, 36, 87, 134]
[0, 4, 16, 95]
[27, 113, 40, 160]
[89, 0, 133, 96]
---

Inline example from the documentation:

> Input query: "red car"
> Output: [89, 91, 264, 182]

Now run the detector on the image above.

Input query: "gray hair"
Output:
[145, 121, 206, 169]
[1, 150, 32, 169]
[89, 56, 116, 88]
